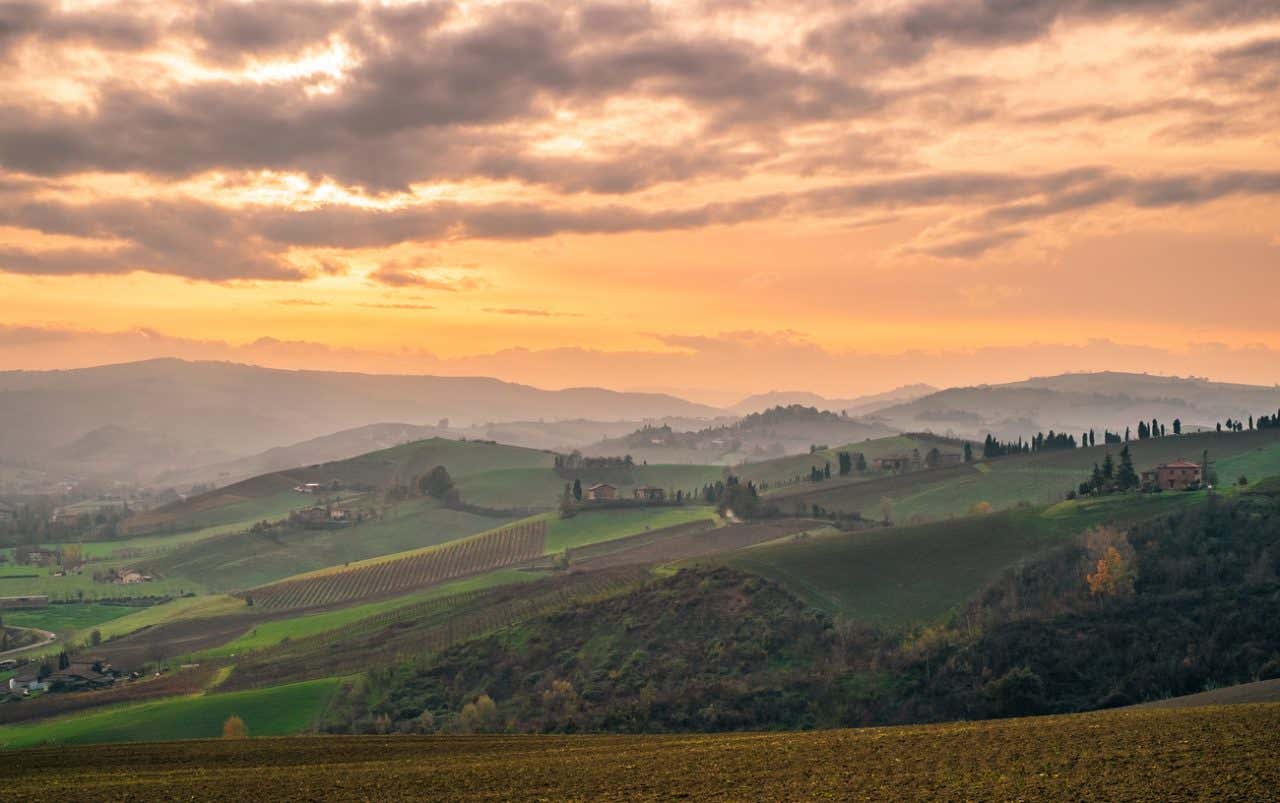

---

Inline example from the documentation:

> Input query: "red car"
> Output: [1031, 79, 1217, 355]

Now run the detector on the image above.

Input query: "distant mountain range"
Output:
[3, 359, 1278, 490]
[870, 372, 1280, 440]
[0, 359, 720, 483]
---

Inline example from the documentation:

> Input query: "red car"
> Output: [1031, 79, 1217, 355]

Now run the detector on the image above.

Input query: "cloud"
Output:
[484, 307, 582, 317]
[3, 166, 1280, 280]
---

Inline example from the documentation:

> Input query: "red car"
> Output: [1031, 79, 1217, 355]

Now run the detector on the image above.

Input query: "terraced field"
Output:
[225, 566, 651, 689]
[240, 520, 548, 610]
[3, 704, 1277, 800]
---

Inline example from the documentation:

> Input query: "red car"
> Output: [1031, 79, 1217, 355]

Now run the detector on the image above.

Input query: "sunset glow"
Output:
[2, 1, 1279, 396]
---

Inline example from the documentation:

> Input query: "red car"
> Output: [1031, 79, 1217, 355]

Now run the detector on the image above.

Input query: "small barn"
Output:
[586, 483, 618, 501]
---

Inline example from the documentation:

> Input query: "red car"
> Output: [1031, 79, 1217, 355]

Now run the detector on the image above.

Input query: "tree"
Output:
[855, 453, 867, 472]
[1101, 451, 1115, 481]
[963, 442, 973, 463]
[222, 715, 249, 739]
[458, 694, 501, 733]
[823, 461, 831, 480]
[1116, 445, 1139, 490]
[572, 478, 582, 502]
[925, 447, 941, 468]
[1173, 418, 1182, 435]
[418, 466, 459, 505]
[1087, 546, 1133, 598]
[89, 629, 102, 646]
[57, 651, 70, 669]
[837, 451, 852, 476]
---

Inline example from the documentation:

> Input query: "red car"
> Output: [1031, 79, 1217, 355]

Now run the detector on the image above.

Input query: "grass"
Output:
[0, 678, 342, 749]
[152, 498, 513, 592]
[456, 464, 726, 510]
[0, 604, 137, 636]
[776, 428, 1280, 523]
[197, 567, 547, 658]
[543, 506, 719, 554]
[0, 563, 206, 602]
[727, 490, 1210, 627]
[2, 704, 1278, 799]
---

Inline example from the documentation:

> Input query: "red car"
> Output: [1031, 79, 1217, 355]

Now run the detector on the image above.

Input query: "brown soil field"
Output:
[3, 704, 1277, 801]
[1134, 678, 1280, 709]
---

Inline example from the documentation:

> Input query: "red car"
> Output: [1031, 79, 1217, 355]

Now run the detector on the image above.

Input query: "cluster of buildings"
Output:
[7, 659, 118, 696]
[583, 484, 667, 502]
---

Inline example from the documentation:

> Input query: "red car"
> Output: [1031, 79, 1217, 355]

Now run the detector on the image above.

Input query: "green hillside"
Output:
[0, 678, 342, 748]
[725, 490, 1209, 626]
[774, 428, 1280, 522]
[149, 498, 513, 592]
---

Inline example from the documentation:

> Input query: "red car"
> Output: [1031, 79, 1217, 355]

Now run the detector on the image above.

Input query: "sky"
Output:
[1, 0, 1278, 401]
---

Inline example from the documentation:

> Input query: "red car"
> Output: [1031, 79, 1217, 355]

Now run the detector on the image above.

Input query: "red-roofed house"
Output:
[1142, 460, 1203, 491]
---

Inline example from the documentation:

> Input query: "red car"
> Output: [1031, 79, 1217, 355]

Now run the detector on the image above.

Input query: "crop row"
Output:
[240, 520, 547, 610]
[228, 566, 650, 688]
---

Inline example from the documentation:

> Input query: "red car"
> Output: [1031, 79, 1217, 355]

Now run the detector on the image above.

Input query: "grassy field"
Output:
[736, 434, 968, 489]
[543, 506, 719, 553]
[151, 498, 512, 592]
[775, 428, 1280, 522]
[0, 563, 205, 602]
[2, 704, 1277, 799]
[197, 567, 547, 658]
[0, 678, 342, 749]
[726, 490, 1210, 627]
[0, 603, 138, 636]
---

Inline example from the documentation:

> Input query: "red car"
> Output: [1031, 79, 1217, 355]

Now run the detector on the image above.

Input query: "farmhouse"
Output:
[1141, 460, 1203, 491]
[49, 660, 116, 693]
[633, 486, 666, 501]
[586, 483, 618, 501]
[15, 547, 58, 566]
[875, 455, 917, 473]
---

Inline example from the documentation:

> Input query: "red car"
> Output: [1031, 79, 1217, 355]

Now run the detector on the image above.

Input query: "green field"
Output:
[0, 563, 205, 602]
[776, 428, 1280, 523]
[456, 464, 727, 509]
[2, 704, 1277, 800]
[198, 567, 547, 658]
[151, 498, 512, 592]
[726, 490, 1210, 627]
[543, 506, 720, 553]
[0, 603, 138, 636]
[0, 678, 342, 749]
[737, 434, 968, 490]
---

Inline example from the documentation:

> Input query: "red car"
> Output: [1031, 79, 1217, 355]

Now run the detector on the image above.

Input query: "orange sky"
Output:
[2, 1, 1279, 398]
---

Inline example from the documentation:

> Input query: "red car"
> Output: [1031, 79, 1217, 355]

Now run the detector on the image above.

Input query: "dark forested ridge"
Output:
[336, 481, 1280, 734]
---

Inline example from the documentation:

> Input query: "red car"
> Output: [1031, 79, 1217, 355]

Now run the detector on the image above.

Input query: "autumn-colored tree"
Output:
[221, 715, 249, 739]
[968, 501, 992, 516]
[458, 694, 500, 733]
[1087, 546, 1134, 598]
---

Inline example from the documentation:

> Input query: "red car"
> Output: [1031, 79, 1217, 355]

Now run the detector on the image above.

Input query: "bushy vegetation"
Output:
[337, 483, 1280, 734]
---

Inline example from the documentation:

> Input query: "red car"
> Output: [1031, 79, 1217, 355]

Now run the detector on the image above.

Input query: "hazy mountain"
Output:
[870, 372, 1280, 440]
[728, 385, 937, 416]
[0, 359, 720, 482]
[584, 404, 897, 465]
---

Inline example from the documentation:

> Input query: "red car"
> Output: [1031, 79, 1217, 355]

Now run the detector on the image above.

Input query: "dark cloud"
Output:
[190, 0, 362, 64]
[3, 167, 1280, 279]
[809, 1, 1280, 69]
[0, 1, 161, 57]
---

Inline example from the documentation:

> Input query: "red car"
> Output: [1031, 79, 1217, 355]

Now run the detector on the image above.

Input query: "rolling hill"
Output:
[870, 371, 1280, 440]
[0, 359, 719, 482]
[583, 405, 897, 465]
